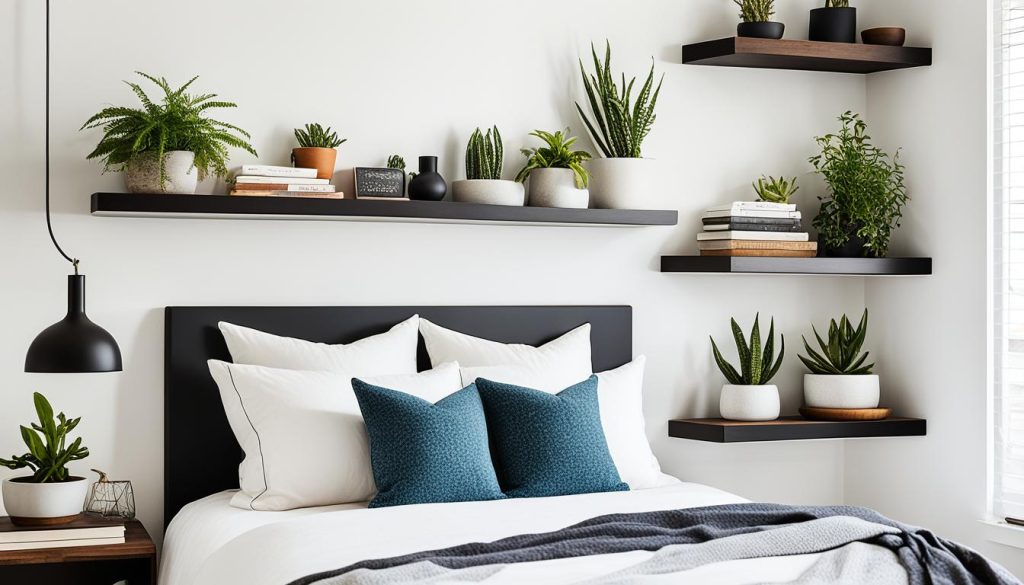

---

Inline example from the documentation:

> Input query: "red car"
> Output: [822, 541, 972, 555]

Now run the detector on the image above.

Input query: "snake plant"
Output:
[465, 126, 504, 180]
[711, 314, 785, 385]
[798, 309, 874, 375]
[295, 123, 346, 149]
[754, 175, 799, 204]
[0, 393, 89, 483]
[825, 0, 849, 7]
[734, 0, 776, 22]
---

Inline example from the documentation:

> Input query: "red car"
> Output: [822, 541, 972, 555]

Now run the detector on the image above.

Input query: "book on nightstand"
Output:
[0, 516, 125, 551]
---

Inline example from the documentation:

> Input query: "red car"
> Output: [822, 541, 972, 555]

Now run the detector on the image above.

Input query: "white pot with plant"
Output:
[711, 314, 784, 422]
[451, 126, 525, 206]
[577, 42, 663, 210]
[799, 309, 880, 409]
[82, 72, 257, 194]
[516, 129, 592, 209]
[1, 393, 90, 526]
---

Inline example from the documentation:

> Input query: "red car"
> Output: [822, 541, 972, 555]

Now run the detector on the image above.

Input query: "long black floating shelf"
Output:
[90, 193, 678, 227]
[668, 417, 927, 443]
[682, 37, 932, 74]
[661, 256, 932, 276]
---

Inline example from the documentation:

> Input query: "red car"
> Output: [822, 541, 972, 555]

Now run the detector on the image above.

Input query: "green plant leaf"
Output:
[711, 337, 743, 385]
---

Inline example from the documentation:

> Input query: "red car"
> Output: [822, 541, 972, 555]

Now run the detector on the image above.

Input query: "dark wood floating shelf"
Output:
[660, 256, 932, 276]
[90, 193, 678, 227]
[669, 417, 927, 443]
[682, 37, 932, 74]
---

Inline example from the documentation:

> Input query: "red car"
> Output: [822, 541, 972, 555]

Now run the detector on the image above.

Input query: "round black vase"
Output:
[737, 21, 785, 40]
[408, 156, 447, 201]
[808, 7, 857, 43]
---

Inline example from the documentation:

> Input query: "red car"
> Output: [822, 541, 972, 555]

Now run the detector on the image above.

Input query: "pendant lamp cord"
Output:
[44, 0, 79, 275]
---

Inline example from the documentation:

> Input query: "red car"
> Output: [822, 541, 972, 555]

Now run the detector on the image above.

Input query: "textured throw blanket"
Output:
[288, 503, 1021, 585]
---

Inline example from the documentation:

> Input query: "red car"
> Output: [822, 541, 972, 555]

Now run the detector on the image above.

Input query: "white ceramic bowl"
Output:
[720, 384, 781, 422]
[2, 476, 88, 522]
[803, 374, 880, 409]
[451, 179, 525, 206]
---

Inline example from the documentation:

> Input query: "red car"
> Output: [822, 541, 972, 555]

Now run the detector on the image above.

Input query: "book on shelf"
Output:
[700, 249, 818, 258]
[232, 183, 336, 193]
[240, 165, 317, 179]
[702, 216, 801, 227]
[0, 536, 125, 551]
[696, 231, 810, 242]
[354, 196, 410, 201]
[0, 516, 125, 550]
[705, 201, 798, 212]
[703, 222, 803, 233]
[702, 209, 802, 220]
[230, 190, 345, 199]
[698, 240, 818, 251]
[233, 176, 330, 185]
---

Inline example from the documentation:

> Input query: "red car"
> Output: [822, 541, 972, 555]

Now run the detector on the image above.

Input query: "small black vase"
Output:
[408, 156, 447, 201]
[808, 7, 857, 43]
[737, 21, 785, 40]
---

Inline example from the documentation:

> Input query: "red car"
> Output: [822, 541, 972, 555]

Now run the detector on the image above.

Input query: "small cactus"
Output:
[465, 126, 503, 180]
[387, 155, 406, 171]
[754, 175, 799, 204]
[294, 123, 346, 149]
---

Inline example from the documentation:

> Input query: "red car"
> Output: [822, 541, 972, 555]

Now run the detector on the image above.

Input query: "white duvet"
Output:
[160, 482, 854, 585]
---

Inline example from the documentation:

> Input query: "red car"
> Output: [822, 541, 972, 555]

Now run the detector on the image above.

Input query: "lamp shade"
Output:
[25, 275, 123, 373]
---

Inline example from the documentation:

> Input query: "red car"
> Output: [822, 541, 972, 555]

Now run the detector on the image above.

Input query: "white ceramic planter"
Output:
[2, 477, 88, 524]
[125, 150, 198, 194]
[803, 375, 880, 409]
[719, 384, 781, 422]
[451, 180, 526, 206]
[587, 157, 655, 209]
[526, 168, 589, 209]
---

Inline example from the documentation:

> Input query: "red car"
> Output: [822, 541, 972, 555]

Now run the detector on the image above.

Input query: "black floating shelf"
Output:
[660, 256, 932, 276]
[682, 37, 932, 74]
[90, 193, 678, 227]
[668, 417, 927, 443]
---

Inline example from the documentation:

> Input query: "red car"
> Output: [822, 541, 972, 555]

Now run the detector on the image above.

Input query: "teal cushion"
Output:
[475, 376, 628, 498]
[352, 379, 505, 508]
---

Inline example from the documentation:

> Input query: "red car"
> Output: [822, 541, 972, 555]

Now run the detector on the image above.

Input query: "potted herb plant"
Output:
[576, 41, 663, 210]
[810, 111, 908, 257]
[452, 126, 525, 206]
[754, 175, 799, 203]
[293, 123, 346, 180]
[1, 393, 90, 526]
[515, 129, 591, 209]
[734, 0, 784, 40]
[82, 72, 257, 194]
[809, 0, 857, 44]
[710, 315, 785, 422]
[798, 310, 879, 409]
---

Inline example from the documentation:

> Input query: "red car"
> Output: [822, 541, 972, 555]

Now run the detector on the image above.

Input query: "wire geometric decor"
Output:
[84, 469, 136, 519]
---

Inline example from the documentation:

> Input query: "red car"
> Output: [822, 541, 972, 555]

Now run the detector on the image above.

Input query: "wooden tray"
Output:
[799, 407, 891, 421]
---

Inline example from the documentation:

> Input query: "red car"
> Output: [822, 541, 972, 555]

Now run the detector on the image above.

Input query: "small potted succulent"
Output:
[753, 175, 799, 203]
[809, 0, 857, 44]
[515, 129, 591, 209]
[82, 72, 257, 194]
[452, 126, 526, 206]
[293, 123, 347, 180]
[1, 393, 90, 526]
[734, 0, 784, 40]
[799, 310, 879, 409]
[710, 315, 785, 421]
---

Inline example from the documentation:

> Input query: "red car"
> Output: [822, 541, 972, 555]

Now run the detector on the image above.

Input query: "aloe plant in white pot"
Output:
[798, 309, 879, 409]
[711, 314, 785, 422]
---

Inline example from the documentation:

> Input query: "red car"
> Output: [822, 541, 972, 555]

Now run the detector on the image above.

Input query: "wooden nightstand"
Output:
[0, 519, 155, 584]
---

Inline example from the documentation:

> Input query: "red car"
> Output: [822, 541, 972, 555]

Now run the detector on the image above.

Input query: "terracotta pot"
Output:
[291, 147, 337, 180]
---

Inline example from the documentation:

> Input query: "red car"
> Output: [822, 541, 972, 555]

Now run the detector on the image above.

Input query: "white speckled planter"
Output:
[124, 150, 198, 194]
[451, 180, 525, 206]
[587, 157, 655, 209]
[2, 476, 88, 525]
[526, 168, 589, 209]
[803, 374, 880, 409]
[719, 384, 780, 422]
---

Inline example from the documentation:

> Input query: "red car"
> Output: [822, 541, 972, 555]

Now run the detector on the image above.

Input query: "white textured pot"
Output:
[451, 179, 526, 206]
[587, 157, 656, 209]
[527, 168, 589, 209]
[124, 150, 198, 194]
[803, 374, 880, 409]
[719, 384, 781, 422]
[2, 477, 88, 525]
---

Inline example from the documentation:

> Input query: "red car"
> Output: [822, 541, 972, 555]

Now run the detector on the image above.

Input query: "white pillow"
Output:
[461, 356, 677, 490]
[219, 315, 419, 375]
[419, 319, 592, 389]
[208, 360, 463, 511]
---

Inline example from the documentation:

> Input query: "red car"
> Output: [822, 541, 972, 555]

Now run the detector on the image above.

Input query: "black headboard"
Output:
[164, 305, 632, 526]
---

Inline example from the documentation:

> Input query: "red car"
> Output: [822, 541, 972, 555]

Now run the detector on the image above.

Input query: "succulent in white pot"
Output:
[799, 309, 880, 409]
[451, 126, 525, 206]
[1, 393, 90, 526]
[515, 129, 591, 209]
[711, 314, 785, 422]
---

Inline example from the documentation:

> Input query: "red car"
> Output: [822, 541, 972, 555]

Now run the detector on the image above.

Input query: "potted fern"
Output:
[82, 72, 257, 194]
[576, 41, 663, 210]
[809, 0, 857, 44]
[515, 129, 591, 209]
[293, 123, 347, 180]
[734, 0, 785, 40]
[452, 126, 525, 206]
[799, 310, 880, 409]
[710, 315, 785, 421]
[1, 393, 90, 526]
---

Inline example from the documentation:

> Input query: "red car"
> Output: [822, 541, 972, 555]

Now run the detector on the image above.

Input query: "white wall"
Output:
[2, 0, 874, 547]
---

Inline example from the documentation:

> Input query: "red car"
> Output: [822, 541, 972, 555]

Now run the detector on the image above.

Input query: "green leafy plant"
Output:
[576, 41, 664, 159]
[0, 393, 89, 483]
[799, 309, 874, 375]
[754, 175, 799, 203]
[809, 112, 907, 257]
[734, 0, 775, 22]
[387, 155, 406, 171]
[710, 314, 785, 385]
[466, 126, 504, 180]
[294, 123, 346, 149]
[81, 72, 257, 188]
[825, 0, 849, 7]
[515, 129, 592, 188]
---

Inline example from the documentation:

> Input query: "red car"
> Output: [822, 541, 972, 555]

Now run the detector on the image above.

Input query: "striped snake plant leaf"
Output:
[763, 334, 785, 382]
[712, 315, 785, 385]
[749, 315, 763, 385]
[730, 318, 751, 383]
[711, 337, 744, 385]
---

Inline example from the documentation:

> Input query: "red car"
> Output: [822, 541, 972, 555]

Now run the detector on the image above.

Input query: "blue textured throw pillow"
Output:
[475, 376, 629, 498]
[352, 379, 505, 508]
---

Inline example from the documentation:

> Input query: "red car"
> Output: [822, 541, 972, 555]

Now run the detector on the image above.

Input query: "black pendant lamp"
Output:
[25, 0, 122, 374]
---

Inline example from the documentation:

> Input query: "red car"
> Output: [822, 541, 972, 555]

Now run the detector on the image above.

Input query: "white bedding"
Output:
[161, 483, 836, 585]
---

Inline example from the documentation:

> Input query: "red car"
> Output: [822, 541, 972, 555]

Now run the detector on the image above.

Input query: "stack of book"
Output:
[230, 165, 343, 199]
[0, 516, 125, 551]
[698, 201, 817, 257]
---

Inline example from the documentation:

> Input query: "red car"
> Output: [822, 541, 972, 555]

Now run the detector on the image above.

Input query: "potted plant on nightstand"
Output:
[516, 129, 592, 209]
[799, 309, 879, 409]
[293, 123, 347, 180]
[710, 314, 785, 421]
[809, 0, 857, 43]
[1, 393, 90, 526]
[452, 126, 525, 206]
[734, 0, 785, 40]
